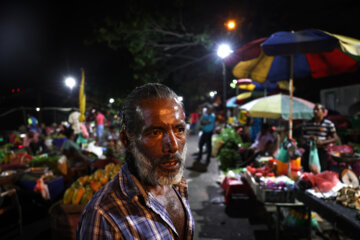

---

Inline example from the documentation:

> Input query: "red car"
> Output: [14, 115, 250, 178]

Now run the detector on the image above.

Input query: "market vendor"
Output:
[23, 129, 44, 155]
[98, 124, 119, 150]
[243, 123, 276, 165]
[61, 128, 90, 181]
[301, 103, 338, 172]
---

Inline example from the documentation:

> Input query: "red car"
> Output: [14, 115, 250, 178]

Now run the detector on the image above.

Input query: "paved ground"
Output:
[185, 135, 275, 240]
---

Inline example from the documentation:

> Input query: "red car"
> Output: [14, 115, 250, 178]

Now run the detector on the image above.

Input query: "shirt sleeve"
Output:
[328, 121, 336, 136]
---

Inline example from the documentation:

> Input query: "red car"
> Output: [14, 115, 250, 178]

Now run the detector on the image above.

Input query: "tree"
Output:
[90, 1, 214, 87]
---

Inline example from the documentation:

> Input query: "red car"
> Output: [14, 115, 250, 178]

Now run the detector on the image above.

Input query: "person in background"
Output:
[243, 123, 275, 165]
[77, 83, 194, 240]
[61, 128, 89, 182]
[189, 110, 199, 135]
[95, 109, 106, 141]
[250, 117, 262, 142]
[196, 107, 216, 164]
[27, 114, 39, 132]
[98, 124, 120, 153]
[68, 110, 81, 136]
[301, 103, 338, 172]
[23, 129, 43, 155]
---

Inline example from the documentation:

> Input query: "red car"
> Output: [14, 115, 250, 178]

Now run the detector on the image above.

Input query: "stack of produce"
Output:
[246, 165, 276, 180]
[259, 175, 295, 191]
[216, 128, 244, 171]
[63, 163, 121, 206]
[336, 186, 360, 210]
[30, 154, 61, 175]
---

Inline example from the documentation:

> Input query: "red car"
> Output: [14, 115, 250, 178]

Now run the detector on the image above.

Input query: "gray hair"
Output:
[121, 83, 183, 137]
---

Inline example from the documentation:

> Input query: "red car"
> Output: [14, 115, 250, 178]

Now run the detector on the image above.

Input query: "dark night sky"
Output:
[1, 0, 360, 121]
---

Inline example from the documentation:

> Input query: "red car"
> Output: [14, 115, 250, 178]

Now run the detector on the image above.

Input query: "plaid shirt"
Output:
[76, 163, 194, 240]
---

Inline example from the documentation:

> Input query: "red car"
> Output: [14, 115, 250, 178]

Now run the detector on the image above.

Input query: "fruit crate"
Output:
[244, 171, 260, 196]
[257, 187, 295, 203]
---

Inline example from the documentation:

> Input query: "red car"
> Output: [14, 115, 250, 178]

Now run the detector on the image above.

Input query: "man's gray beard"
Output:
[130, 142, 187, 186]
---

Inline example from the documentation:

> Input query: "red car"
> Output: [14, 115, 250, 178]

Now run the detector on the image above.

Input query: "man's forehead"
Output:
[138, 98, 184, 120]
[314, 105, 323, 110]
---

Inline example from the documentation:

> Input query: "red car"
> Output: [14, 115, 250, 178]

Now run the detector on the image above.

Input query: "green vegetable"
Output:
[29, 155, 62, 175]
[218, 148, 242, 171]
[218, 128, 243, 145]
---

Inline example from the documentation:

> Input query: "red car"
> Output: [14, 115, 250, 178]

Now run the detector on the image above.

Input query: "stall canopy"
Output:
[239, 94, 315, 120]
[227, 29, 360, 137]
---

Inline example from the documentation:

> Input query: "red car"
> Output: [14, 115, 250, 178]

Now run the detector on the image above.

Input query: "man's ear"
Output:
[120, 131, 129, 150]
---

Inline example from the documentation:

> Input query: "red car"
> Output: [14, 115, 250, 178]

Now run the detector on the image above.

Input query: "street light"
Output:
[217, 43, 233, 124]
[109, 98, 115, 104]
[65, 77, 76, 90]
[209, 91, 217, 98]
[225, 20, 236, 31]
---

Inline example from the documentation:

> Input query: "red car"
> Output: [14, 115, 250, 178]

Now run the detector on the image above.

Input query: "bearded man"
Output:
[77, 83, 194, 240]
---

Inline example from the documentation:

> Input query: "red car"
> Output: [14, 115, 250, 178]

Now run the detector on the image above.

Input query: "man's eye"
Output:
[151, 129, 161, 136]
[176, 127, 185, 133]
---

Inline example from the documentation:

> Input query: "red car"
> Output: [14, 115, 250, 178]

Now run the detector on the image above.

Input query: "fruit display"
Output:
[258, 175, 295, 191]
[246, 165, 275, 179]
[336, 186, 360, 210]
[341, 169, 359, 187]
[29, 154, 62, 175]
[62, 163, 121, 206]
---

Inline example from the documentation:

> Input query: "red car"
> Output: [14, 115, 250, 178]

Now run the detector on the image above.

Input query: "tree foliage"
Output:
[91, 1, 214, 85]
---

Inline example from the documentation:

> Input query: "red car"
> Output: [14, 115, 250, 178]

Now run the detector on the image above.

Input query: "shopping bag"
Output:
[57, 155, 68, 175]
[277, 141, 289, 163]
[276, 138, 290, 175]
[309, 140, 321, 174]
[212, 137, 224, 157]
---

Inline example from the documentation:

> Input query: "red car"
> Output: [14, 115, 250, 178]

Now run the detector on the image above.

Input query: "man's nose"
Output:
[163, 131, 179, 153]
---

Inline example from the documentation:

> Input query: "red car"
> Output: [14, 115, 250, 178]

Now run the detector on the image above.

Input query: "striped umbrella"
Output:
[239, 94, 315, 120]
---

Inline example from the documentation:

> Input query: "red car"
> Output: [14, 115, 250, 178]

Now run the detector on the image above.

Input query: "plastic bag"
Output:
[57, 155, 68, 175]
[277, 144, 289, 163]
[212, 137, 224, 157]
[313, 171, 339, 193]
[309, 140, 321, 174]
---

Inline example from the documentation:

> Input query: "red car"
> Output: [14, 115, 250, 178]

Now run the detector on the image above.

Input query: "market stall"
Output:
[295, 184, 360, 239]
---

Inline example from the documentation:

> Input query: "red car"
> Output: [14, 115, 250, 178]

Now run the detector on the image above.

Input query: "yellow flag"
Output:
[79, 69, 86, 122]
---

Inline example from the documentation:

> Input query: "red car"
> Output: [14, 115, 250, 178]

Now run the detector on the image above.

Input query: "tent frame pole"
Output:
[289, 55, 294, 139]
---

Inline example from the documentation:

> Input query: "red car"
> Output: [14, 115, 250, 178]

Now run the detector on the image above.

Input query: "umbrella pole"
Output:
[289, 55, 294, 139]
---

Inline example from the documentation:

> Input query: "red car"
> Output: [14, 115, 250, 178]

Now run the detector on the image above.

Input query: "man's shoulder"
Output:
[323, 118, 335, 125]
[304, 118, 315, 124]
[84, 175, 128, 214]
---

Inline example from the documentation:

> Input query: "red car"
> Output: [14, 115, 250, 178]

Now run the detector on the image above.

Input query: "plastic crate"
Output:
[257, 187, 295, 203]
[244, 171, 260, 196]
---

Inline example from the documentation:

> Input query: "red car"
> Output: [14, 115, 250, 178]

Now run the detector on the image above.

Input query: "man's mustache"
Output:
[158, 153, 184, 165]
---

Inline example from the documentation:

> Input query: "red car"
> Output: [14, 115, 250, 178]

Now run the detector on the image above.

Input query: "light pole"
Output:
[217, 44, 233, 124]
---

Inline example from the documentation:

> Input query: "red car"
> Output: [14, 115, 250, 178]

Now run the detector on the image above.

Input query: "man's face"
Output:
[313, 104, 324, 119]
[129, 98, 187, 186]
